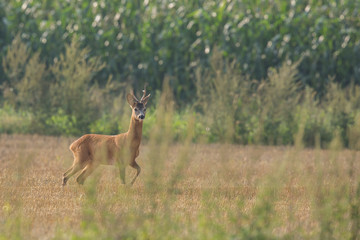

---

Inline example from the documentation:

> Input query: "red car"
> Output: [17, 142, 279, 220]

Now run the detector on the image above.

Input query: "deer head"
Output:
[127, 88, 151, 121]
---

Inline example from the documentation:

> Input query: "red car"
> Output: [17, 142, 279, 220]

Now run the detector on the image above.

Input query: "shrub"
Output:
[1, 35, 121, 136]
[49, 37, 106, 133]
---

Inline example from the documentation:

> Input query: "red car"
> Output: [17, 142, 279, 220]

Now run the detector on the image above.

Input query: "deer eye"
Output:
[144, 108, 146, 112]
[134, 108, 138, 111]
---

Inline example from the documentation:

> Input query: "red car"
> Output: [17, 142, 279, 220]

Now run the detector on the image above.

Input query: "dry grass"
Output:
[0, 134, 360, 239]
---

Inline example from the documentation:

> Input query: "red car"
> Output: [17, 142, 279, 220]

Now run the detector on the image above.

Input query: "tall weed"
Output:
[2, 34, 47, 111]
[195, 49, 244, 143]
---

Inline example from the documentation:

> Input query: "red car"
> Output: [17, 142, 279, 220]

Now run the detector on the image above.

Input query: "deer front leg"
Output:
[119, 165, 126, 184]
[130, 161, 141, 185]
[116, 160, 126, 184]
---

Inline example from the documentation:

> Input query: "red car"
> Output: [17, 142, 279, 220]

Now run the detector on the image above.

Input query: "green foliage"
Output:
[0, 104, 32, 134]
[49, 37, 106, 133]
[2, 34, 47, 111]
[257, 63, 301, 145]
[195, 50, 242, 143]
[1, 40, 359, 148]
[193, 54, 360, 147]
[45, 109, 79, 136]
[1, 35, 120, 136]
[1, 0, 360, 101]
[0, 1, 360, 147]
[89, 113, 119, 135]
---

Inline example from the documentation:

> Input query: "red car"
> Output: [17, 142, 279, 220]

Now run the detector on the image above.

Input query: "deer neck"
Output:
[127, 115, 143, 144]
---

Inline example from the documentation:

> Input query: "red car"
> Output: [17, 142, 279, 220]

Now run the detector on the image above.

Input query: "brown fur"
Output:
[62, 91, 150, 186]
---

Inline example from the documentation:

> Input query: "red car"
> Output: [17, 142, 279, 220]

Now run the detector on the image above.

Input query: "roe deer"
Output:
[62, 88, 150, 186]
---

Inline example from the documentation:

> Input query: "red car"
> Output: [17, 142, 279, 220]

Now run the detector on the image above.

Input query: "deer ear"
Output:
[141, 94, 151, 105]
[126, 93, 138, 108]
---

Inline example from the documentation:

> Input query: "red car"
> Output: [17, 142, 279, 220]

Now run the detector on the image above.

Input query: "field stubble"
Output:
[0, 134, 359, 239]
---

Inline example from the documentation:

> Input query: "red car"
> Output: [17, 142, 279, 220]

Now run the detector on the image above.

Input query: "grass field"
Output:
[0, 134, 360, 239]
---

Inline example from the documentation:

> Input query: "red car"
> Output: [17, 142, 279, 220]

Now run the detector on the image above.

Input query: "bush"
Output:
[1, 35, 121, 136]
[1, 24, 360, 147]
[49, 37, 106, 133]
[45, 109, 79, 136]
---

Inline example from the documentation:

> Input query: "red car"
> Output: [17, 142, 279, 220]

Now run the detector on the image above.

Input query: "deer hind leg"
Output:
[76, 163, 98, 185]
[63, 150, 90, 186]
[63, 165, 74, 178]
[62, 162, 82, 186]
[130, 161, 141, 185]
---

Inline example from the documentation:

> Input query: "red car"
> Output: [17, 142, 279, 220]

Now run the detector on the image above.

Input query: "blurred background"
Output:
[1, 0, 360, 147]
[2, 2, 360, 239]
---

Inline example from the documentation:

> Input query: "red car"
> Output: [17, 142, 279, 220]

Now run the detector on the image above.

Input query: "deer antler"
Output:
[140, 84, 148, 102]
[140, 84, 151, 104]
[130, 89, 139, 102]
[140, 89, 146, 102]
